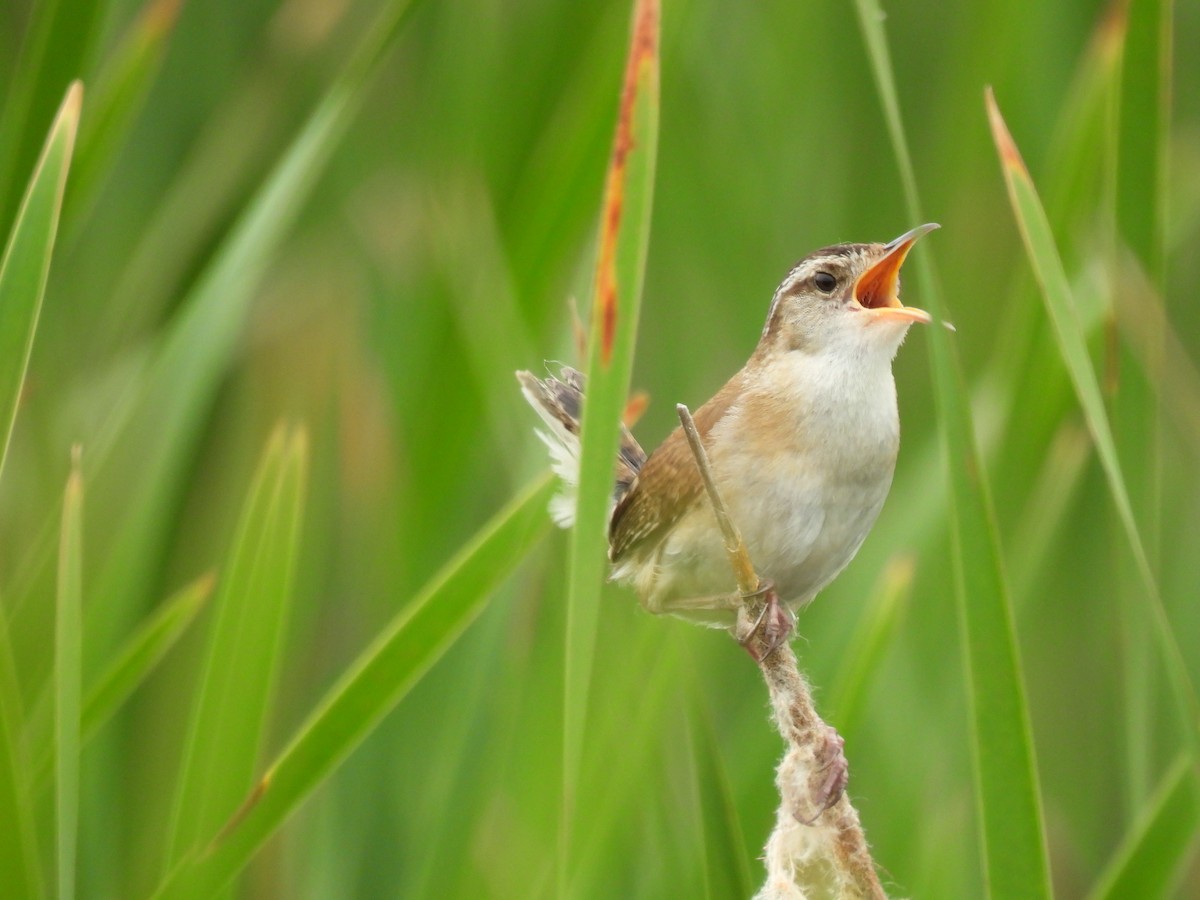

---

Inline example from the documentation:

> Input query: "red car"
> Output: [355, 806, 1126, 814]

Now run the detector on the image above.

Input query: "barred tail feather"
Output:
[516, 366, 646, 529]
[532, 408, 581, 527]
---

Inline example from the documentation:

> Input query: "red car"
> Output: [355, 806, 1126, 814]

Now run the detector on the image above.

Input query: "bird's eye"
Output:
[814, 271, 838, 293]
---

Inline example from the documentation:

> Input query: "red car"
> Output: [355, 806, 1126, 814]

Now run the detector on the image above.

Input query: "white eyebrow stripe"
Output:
[761, 283, 787, 339]
[761, 262, 809, 339]
[758, 244, 874, 340]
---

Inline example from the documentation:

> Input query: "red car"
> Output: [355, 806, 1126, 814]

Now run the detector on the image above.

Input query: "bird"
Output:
[517, 223, 937, 640]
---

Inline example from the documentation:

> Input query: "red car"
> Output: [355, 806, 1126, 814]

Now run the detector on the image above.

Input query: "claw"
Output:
[737, 582, 795, 661]
[795, 725, 849, 825]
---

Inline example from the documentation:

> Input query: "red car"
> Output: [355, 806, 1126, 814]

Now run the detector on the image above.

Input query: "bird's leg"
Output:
[735, 580, 795, 662]
[643, 585, 793, 649]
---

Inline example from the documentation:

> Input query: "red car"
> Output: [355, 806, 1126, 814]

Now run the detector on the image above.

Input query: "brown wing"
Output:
[608, 369, 745, 563]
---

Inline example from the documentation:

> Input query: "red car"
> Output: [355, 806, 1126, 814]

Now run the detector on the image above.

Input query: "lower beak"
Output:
[871, 305, 933, 325]
[854, 223, 939, 325]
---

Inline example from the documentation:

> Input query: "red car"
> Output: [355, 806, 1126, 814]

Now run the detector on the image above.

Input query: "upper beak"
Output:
[853, 223, 939, 325]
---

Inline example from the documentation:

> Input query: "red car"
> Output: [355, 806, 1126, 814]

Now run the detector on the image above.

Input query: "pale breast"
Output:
[693, 350, 900, 607]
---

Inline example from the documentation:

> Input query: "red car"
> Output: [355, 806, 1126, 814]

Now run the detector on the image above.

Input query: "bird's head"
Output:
[759, 223, 939, 360]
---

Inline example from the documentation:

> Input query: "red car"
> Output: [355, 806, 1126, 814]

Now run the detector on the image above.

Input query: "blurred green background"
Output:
[1, 0, 1198, 896]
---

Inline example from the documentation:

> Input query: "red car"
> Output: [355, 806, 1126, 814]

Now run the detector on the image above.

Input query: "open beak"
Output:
[853, 223, 939, 325]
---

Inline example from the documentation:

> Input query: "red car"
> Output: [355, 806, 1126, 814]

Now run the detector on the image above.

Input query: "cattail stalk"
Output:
[677, 405, 886, 899]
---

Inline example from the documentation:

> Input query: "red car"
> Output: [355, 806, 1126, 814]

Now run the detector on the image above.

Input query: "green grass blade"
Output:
[432, 181, 538, 473]
[826, 555, 914, 741]
[568, 632, 685, 894]
[1009, 423, 1092, 602]
[55, 450, 84, 900]
[0, 0, 99, 229]
[1109, 0, 1171, 540]
[65, 0, 183, 228]
[1115, 0, 1169, 278]
[83, 0, 423, 669]
[1043, 5, 1127, 230]
[151, 474, 554, 899]
[164, 425, 307, 871]
[687, 694, 754, 899]
[1110, 0, 1171, 813]
[562, 0, 658, 882]
[29, 573, 214, 790]
[925, 262, 1052, 900]
[0, 81, 81, 484]
[1112, 256, 1200, 467]
[1089, 756, 1200, 900]
[82, 572, 212, 743]
[853, 4, 1052, 895]
[985, 90, 1200, 741]
[0, 603, 42, 898]
[983, 5, 1125, 544]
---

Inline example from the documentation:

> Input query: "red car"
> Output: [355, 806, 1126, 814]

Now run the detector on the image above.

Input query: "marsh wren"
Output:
[518, 224, 937, 631]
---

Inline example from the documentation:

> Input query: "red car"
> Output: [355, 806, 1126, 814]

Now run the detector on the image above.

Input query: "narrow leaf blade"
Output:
[985, 90, 1199, 739]
[164, 425, 308, 870]
[826, 555, 914, 740]
[0, 601, 42, 897]
[29, 573, 214, 790]
[0, 1, 97, 228]
[853, 3, 1052, 894]
[925, 257, 1052, 900]
[82, 573, 212, 743]
[688, 695, 754, 899]
[0, 82, 81, 483]
[1089, 756, 1200, 900]
[82, 0, 423, 675]
[66, 0, 185, 225]
[151, 474, 554, 899]
[55, 451, 84, 900]
[563, 0, 659, 882]
[0, 87, 82, 897]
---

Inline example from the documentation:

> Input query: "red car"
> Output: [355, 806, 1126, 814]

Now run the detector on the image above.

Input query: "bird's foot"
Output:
[795, 724, 848, 825]
[736, 581, 794, 662]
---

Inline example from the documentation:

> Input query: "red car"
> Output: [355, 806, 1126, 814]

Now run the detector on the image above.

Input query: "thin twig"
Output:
[676, 403, 886, 899]
[676, 404, 760, 596]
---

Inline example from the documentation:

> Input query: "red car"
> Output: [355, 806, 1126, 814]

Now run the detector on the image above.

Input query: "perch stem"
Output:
[675, 403, 886, 899]
[675, 404, 760, 595]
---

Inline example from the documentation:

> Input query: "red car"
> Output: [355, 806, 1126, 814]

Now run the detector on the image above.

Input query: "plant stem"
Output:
[676, 404, 885, 899]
